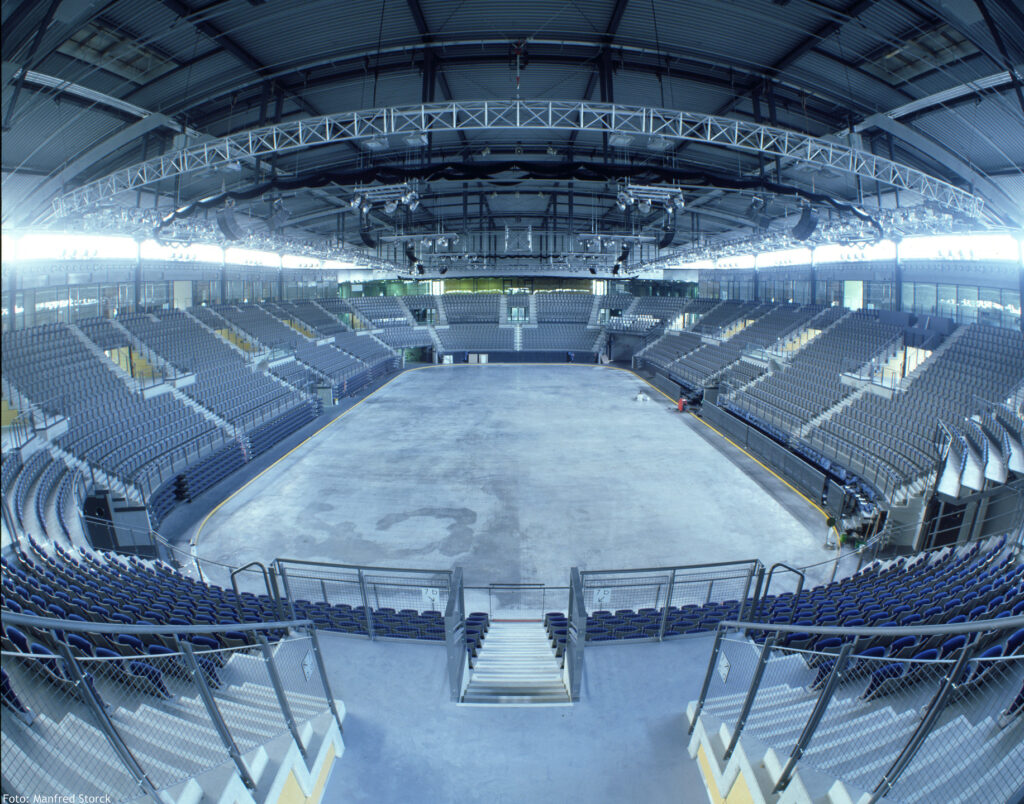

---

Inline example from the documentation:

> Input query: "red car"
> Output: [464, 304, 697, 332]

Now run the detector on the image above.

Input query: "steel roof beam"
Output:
[855, 113, 1016, 224]
[403, 0, 467, 148]
[50, 99, 986, 220]
[158, 0, 320, 119]
[712, 0, 879, 120]
[972, 0, 1024, 117]
[152, 37, 874, 128]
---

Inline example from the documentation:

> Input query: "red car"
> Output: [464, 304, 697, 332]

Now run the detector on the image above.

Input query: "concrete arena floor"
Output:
[196, 364, 831, 586]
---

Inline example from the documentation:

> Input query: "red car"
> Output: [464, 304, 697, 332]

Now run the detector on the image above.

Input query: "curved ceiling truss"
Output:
[52, 99, 986, 221]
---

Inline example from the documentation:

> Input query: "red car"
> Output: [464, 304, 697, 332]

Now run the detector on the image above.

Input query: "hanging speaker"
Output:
[216, 207, 244, 240]
[360, 225, 377, 248]
[658, 221, 677, 249]
[268, 200, 290, 231]
[791, 206, 819, 241]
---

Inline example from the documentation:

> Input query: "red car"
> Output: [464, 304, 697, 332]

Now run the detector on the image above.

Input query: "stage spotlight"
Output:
[439, 266, 448, 275]
[791, 204, 819, 241]
[350, 195, 363, 211]
[637, 199, 652, 215]
[588, 266, 597, 275]
[616, 191, 632, 211]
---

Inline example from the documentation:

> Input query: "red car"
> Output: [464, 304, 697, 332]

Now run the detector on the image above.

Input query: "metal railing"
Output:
[579, 559, 764, 642]
[689, 616, 1024, 804]
[444, 568, 468, 701]
[273, 558, 453, 638]
[565, 568, 587, 702]
[0, 612, 342, 803]
[464, 582, 565, 620]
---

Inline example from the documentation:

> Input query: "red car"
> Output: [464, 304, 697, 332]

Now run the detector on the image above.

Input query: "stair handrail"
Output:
[444, 567, 468, 701]
[756, 562, 805, 623]
[715, 614, 1024, 639]
[230, 560, 283, 621]
[688, 614, 1023, 738]
[1, 610, 313, 636]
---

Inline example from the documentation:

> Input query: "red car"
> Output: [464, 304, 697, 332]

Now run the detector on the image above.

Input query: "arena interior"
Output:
[1, 1, 1023, 802]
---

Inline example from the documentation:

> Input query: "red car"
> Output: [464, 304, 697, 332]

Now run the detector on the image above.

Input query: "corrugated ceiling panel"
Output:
[616, 0, 839, 70]
[201, 0, 421, 72]
[2, 98, 125, 174]
[783, 51, 910, 114]
[911, 102, 1024, 172]
[441, 63, 591, 102]
[421, 0, 611, 39]
[126, 52, 255, 114]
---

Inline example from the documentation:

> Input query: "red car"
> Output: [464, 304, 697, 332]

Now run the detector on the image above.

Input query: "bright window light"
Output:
[674, 258, 716, 271]
[898, 233, 1021, 262]
[322, 259, 357, 270]
[716, 254, 756, 270]
[140, 239, 224, 263]
[813, 239, 896, 264]
[282, 254, 322, 269]
[224, 247, 280, 267]
[757, 247, 812, 268]
[17, 232, 138, 261]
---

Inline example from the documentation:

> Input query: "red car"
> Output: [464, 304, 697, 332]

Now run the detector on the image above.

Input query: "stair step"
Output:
[461, 620, 571, 704]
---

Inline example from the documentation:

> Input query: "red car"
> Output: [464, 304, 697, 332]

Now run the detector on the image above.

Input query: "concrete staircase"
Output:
[67, 323, 144, 394]
[461, 621, 570, 705]
[2, 643, 345, 804]
[310, 299, 350, 331]
[898, 324, 971, 392]
[498, 294, 510, 326]
[434, 296, 450, 326]
[426, 325, 444, 355]
[395, 297, 418, 326]
[181, 309, 253, 360]
[528, 293, 538, 323]
[586, 296, 604, 328]
[107, 318, 182, 381]
[513, 325, 523, 351]
[168, 385, 237, 436]
[798, 386, 871, 438]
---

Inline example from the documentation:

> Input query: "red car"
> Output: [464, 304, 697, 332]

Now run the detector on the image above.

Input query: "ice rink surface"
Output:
[197, 364, 832, 587]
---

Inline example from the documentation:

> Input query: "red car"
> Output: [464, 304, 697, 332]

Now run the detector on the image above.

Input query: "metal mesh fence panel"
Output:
[197, 642, 292, 756]
[765, 647, 953, 796]
[1, 650, 144, 802]
[265, 632, 333, 733]
[581, 561, 760, 641]
[361, 570, 451, 614]
[76, 647, 235, 794]
[886, 654, 1024, 804]
[692, 619, 1024, 804]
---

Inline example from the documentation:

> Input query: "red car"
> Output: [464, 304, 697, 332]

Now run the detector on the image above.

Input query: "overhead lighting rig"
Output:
[349, 183, 420, 216]
[615, 182, 686, 214]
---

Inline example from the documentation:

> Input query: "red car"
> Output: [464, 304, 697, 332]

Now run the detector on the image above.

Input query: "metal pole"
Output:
[736, 565, 754, 623]
[308, 628, 345, 734]
[257, 634, 306, 756]
[269, 563, 287, 621]
[358, 568, 375, 639]
[723, 633, 777, 760]
[688, 626, 726, 736]
[179, 640, 257, 790]
[658, 572, 676, 641]
[868, 644, 975, 803]
[773, 642, 854, 792]
[56, 642, 164, 803]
